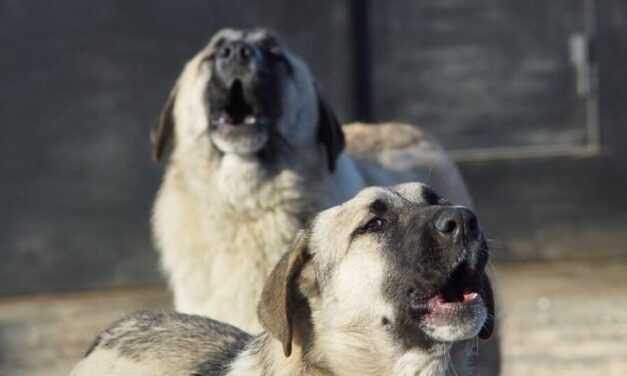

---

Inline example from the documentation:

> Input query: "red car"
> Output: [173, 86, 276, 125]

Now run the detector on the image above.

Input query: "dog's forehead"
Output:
[244, 28, 282, 44]
[309, 188, 391, 243]
[348, 183, 441, 208]
[392, 182, 443, 206]
[351, 186, 404, 207]
[207, 28, 281, 47]
[310, 184, 444, 238]
[317, 184, 440, 224]
[208, 28, 243, 44]
[314, 187, 404, 228]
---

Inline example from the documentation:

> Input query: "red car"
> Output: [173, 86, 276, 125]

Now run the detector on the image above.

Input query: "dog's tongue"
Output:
[463, 292, 479, 303]
[429, 291, 479, 310]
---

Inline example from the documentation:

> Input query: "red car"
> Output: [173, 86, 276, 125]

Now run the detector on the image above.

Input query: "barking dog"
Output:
[72, 183, 495, 376]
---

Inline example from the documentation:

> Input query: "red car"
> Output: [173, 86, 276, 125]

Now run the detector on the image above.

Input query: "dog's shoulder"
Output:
[75, 311, 252, 376]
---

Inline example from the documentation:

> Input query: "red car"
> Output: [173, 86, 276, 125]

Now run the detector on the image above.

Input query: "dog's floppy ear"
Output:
[315, 86, 345, 172]
[478, 272, 495, 340]
[151, 83, 178, 162]
[258, 230, 311, 357]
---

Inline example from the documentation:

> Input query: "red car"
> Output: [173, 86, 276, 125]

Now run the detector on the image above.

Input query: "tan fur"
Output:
[345, 122, 426, 155]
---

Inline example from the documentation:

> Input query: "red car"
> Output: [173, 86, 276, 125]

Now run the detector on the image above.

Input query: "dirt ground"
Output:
[1, 259, 626, 375]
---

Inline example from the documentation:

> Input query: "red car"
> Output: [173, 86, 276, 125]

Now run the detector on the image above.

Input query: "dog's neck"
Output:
[216, 152, 321, 212]
[172, 142, 330, 214]
[228, 332, 452, 376]
[227, 334, 324, 376]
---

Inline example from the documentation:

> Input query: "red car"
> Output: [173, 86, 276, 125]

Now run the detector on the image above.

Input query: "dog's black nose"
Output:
[217, 40, 256, 66]
[434, 207, 479, 242]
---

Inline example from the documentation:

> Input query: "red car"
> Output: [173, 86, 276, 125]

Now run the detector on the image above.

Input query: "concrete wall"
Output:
[1, 0, 625, 294]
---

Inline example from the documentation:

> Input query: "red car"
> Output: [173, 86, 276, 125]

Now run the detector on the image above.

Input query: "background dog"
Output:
[151, 28, 498, 373]
[72, 183, 494, 376]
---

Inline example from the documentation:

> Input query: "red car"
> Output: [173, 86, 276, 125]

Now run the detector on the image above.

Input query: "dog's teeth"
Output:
[463, 292, 479, 303]
[244, 115, 256, 125]
[218, 116, 228, 124]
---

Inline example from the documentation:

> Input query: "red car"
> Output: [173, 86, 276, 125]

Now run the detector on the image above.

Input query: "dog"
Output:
[72, 183, 495, 376]
[150, 28, 499, 374]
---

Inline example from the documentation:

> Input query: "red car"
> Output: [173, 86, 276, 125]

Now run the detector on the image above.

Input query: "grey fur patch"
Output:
[92, 311, 252, 372]
[192, 334, 251, 376]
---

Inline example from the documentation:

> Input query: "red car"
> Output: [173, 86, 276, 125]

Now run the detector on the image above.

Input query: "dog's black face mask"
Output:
[205, 29, 288, 158]
[372, 186, 494, 349]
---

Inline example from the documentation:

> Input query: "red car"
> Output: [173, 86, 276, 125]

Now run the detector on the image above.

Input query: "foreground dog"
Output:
[72, 183, 495, 376]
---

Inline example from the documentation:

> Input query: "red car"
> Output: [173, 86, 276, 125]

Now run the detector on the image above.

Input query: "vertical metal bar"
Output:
[584, 0, 601, 150]
[349, 0, 373, 122]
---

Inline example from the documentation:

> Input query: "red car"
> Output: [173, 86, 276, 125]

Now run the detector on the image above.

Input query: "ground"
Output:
[1, 260, 626, 375]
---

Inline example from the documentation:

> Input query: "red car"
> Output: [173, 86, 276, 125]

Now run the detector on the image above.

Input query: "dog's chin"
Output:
[419, 295, 487, 342]
[408, 262, 489, 343]
[210, 126, 269, 155]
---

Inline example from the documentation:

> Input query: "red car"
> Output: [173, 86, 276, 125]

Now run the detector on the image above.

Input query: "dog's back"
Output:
[344, 122, 473, 208]
[70, 311, 252, 376]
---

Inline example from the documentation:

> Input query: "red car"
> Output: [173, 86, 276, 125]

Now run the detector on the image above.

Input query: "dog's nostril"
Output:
[436, 218, 457, 234]
[220, 46, 232, 59]
[434, 207, 480, 237]
[240, 45, 252, 59]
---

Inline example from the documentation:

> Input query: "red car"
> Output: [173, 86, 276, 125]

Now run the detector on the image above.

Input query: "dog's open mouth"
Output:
[410, 263, 483, 319]
[211, 79, 264, 128]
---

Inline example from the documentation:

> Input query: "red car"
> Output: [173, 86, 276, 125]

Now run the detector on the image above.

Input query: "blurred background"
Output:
[2, 1, 626, 375]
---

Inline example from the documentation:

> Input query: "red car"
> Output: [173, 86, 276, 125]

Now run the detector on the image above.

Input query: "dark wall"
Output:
[1, 0, 624, 294]
[371, 0, 589, 150]
[365, 0, 627, 262]
[454, 0, 627, 262]
[0, 1, 351, 294]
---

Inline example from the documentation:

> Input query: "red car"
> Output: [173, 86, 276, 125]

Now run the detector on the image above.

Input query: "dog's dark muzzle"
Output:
[402, 206, 494, 340]
[434, 207, 479, 246]
[430, 206, 488, 271]
[215, 40, 262, 86]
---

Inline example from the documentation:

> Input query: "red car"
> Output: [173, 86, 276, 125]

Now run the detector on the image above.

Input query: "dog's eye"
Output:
[362, 217, 386, 233]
